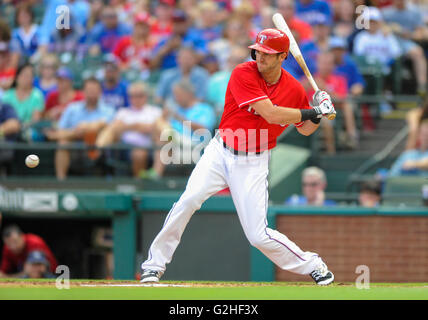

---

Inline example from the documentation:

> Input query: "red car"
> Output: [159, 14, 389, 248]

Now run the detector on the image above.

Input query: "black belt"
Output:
[215, 132, 262, 156]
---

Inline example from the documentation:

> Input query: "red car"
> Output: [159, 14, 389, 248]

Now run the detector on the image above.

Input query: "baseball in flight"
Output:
[25, 154, 40, 168]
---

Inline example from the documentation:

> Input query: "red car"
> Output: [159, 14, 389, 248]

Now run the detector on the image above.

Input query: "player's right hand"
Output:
[313, 99, 336, 119]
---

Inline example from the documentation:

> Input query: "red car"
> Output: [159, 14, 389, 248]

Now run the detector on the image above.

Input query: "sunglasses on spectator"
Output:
[303, 182, 321, 187]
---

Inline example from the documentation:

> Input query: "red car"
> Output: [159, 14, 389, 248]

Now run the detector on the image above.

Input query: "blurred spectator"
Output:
[44, 77, 115, 180]
[163, 79, 216, 148]
[302, 51, 358, 153]
[300, 14, 333, 69]
[389, 120, 428, 176]
[0, 103, 20, 174]
[277, 0, 313, 42]
[332, 0, 357, 40]
[87, 6, 131, 55]
[112, 12, 156, 76]
[39, 0, 90, 46]
[155, 46, 210, 106]
[150, 0, 174, 44]
[87, 0, 105, 31]
[33, 53, 58, 98]
[150, 9, 207, 70]
[2, 63, 44, 125]
[96, 81, 164, 178]
[295, 0, 333, 26]
[44, 66, 84, 122]
[231, 1, 258, 40]
[382, 0, 428, 94]
[0, 102, 20, 142]
[21, 250, 56, 279]
[0, 21, 15, 96]
[359, 180, 382, 207]
[353, 7, 402, 74]
[0, 225, 58, 278]
[286, 166, 336, 206]
[110, 0, 134, 25]
[191, 1, 223, 43]
[45, 12, 87, 60]
[329, 36, 365, 97]
[201, 54, 220, 75]
[10, 3, 42, 67]
[209, 17, 252, 71]
[405, 99, 428, 150]
[207, 45, 248, 115]
[100, 54, 129, 111]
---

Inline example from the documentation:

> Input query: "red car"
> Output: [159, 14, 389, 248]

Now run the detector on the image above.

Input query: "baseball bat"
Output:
[272, 13, 336, 120]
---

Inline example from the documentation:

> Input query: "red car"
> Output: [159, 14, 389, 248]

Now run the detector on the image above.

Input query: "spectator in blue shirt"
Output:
[39, 0, 90, 46]
[389, 121, 428, 177]
[87, 6, 131, 55]
[100, 54, 129, 110]
[44, 77, 115, 180]
[150, 9, 208, 70]
[0, 103, 20, 142]
[286, 167, 336, 206]
[189, 1, 223, 44]
[295, 0, 333, 26]
[10, 3, 42, 67]
[329, 36, 365, 97]
[164, 79, 216, 147]
[0, 102, 20, 172]
[155, 46, 210, 107]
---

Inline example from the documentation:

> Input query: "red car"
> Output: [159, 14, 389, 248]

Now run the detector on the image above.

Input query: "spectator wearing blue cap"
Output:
[329, 36, 365, 97]
[100, 54, 129, 111]
[295, 0, 333, 26]
[155, 46, 210, 107]
[10, 3, 42, 67]
[87, 6, 132, 55]
[21, 250, 55, 279]
[150, 9, 208, 70]
[44, 67, 84, 122]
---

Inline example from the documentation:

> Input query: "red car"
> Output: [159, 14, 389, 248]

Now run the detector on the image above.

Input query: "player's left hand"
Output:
[313, 91, 336, 119]
[312, 90, 331, 106]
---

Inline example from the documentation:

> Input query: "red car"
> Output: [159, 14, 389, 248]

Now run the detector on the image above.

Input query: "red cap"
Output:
[248, 28, 290, 55]
[134, 12, 151, 25]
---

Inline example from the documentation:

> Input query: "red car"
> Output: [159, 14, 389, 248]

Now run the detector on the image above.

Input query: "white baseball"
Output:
[25, 154, 40, 168]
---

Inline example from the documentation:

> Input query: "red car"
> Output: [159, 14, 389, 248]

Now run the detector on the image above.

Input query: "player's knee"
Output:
[180, 195, 203, 212]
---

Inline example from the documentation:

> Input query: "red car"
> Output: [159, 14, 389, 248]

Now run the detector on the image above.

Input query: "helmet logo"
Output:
[259, 34, 267, 44]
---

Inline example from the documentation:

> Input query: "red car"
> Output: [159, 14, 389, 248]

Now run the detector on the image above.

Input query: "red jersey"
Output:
[113, 36, 156, 68]
[218, 61, 311, 152]
[45, 90, 84, 120]
[305, 73, 348, 100]
[1, 233, 58, 274]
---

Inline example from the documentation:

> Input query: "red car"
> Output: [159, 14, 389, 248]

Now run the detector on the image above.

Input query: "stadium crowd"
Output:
[0, 0, 428, 179]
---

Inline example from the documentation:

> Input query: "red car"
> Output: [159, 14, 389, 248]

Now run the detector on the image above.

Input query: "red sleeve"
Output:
[228, 64, 268, 108]
[0, 247, 13, 273]
[45, 91, 58, 111]
[335, 75, 348, 99]
[113, 37, 130, 63]
[26, 234, 58, 273]
[73, 91, 84, 102]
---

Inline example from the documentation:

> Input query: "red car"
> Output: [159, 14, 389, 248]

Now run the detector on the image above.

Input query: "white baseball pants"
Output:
[141, 134, 323, 276]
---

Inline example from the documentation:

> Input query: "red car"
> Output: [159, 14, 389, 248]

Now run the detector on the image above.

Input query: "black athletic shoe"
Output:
[140, 269, 162, 283]
[310, 263, 335, 286]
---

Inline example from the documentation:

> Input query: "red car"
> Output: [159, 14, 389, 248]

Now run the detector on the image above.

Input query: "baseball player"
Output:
[141, 29, 336, 285]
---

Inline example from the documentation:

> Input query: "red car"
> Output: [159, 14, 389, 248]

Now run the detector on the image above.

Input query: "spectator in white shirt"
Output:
[353, 7, 402, 74]
[96, 81, 164, 178]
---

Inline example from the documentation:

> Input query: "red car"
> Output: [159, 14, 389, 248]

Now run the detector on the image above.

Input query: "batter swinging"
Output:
[141, 29, 336, 285]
